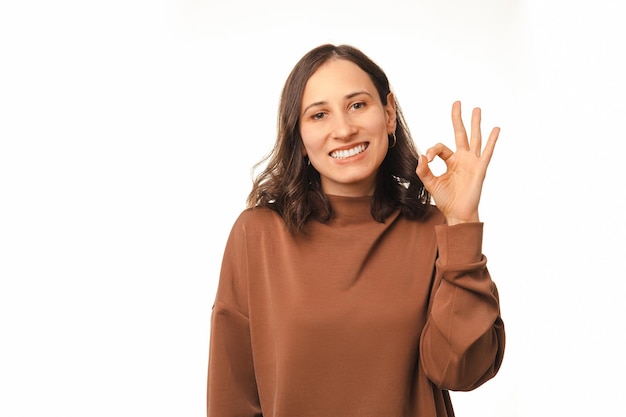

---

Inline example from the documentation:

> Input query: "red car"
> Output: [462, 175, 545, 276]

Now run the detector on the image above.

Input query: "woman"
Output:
[207, 44, 505, 417]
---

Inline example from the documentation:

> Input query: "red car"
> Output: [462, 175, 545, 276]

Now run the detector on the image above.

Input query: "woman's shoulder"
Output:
[411, 203, 446, 226]
[429, 204, 446, 223]
[232, 205, 287, 234]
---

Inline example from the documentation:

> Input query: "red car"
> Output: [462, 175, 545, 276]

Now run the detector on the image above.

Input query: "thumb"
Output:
[415, 154, 436, 188]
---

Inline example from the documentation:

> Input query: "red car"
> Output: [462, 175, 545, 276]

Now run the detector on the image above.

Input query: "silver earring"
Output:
[389, 132, 397, 148]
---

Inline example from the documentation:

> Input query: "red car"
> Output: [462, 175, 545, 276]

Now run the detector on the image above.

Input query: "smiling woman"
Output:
[206, 43, 505, 417]
[299, 59, 395, 197]
[248, 44, 433, 234]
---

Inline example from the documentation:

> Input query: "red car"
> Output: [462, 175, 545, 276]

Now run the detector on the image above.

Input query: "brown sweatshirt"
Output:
[207, 194, 505, 417]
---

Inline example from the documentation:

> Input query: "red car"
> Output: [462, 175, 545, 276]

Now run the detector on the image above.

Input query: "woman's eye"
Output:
[351, 102, 366, 110]
[312, 112, 326, 120]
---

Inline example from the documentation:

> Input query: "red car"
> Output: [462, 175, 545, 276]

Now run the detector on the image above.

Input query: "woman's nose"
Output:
[330, 112, 357, 141]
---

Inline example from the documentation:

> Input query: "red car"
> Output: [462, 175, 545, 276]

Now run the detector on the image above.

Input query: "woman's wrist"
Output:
[445, 214, 480, 226]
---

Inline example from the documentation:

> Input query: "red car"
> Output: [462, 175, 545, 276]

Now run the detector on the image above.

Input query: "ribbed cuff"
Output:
[435, 222, 484, 266]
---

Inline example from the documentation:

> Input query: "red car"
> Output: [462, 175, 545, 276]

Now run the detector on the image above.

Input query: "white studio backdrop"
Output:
[1, 0, 624, 416]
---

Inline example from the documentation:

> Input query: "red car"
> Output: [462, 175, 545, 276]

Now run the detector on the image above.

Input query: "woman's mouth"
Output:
[329, 143, 368, 160]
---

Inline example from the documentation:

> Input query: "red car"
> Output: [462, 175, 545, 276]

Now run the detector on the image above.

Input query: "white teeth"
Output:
[330, 144, 367, 159]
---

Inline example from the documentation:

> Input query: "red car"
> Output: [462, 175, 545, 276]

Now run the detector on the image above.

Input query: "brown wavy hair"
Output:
[247, 44, 431, 234]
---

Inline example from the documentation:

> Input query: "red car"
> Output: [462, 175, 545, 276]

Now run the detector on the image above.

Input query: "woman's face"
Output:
[299, 59, 396, 197]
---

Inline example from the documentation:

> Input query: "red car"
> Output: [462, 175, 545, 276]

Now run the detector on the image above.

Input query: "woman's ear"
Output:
[385, 92, 397, 133]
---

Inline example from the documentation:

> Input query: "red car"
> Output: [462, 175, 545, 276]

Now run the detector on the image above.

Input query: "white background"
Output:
[1, 0, 625, 416]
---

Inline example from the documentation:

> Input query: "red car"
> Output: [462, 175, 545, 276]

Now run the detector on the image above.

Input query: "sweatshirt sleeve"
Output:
[207, 214, 263, 416]
[420, 222, 505, 391]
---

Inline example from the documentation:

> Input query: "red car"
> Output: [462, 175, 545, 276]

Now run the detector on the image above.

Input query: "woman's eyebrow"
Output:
[302, 91, 373, 115]
[345, 91, 372, 100]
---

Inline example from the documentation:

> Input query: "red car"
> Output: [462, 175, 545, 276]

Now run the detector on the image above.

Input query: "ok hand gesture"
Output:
[415, 101, 500, 226]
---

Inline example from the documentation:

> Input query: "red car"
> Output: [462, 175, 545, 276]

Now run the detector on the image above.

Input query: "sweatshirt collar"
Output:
[326, 194, 375, 226]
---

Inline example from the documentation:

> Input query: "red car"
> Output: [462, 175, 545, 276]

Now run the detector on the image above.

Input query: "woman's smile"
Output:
[329, 142, 369, 160]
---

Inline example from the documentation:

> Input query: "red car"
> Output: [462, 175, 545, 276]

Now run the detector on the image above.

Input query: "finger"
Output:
[451, 101, 469, 151]
[470, 107, 482, 156]
[480, 126, 500, 166]
[415, 154, 437, 189]
[424, 143, 454, 162]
